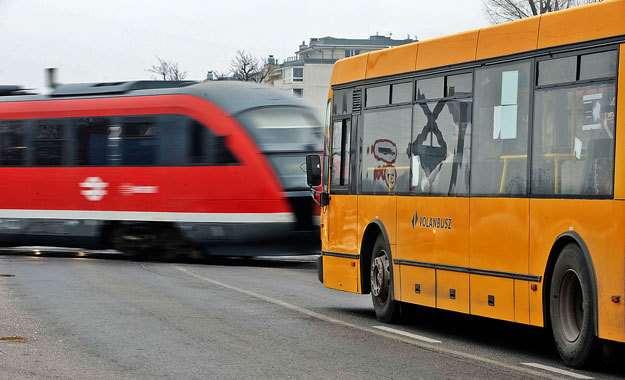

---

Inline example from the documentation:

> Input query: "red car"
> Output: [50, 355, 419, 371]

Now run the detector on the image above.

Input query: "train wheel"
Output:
[549, 243, 599, 368]
[370, 235, 400, 323]
[111, 223, 155, 259]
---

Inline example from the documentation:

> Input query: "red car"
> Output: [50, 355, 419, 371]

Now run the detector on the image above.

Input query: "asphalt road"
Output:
[1, 248, 624, 379]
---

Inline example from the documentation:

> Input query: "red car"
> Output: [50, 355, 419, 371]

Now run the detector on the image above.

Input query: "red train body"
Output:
[0, 81, 321, 255]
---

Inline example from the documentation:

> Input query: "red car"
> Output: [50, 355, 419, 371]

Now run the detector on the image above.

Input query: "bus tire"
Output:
[549, 243, 599, 368]
[370, 235, 400, 323]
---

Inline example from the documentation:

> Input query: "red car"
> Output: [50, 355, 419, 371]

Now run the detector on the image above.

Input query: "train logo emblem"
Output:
[80, 177, 108, 201]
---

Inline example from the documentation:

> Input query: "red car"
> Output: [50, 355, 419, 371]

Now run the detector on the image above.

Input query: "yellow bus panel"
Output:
[436, 270, 470, 314]
[323, 255, 360, 293]
[396, 197, 436, 264]
[399, 265, 436, 307]
[396, 197, 469, 267]
[470, 198, 529, 274]
[330, 54, 368, 87]
[529, 199, 625, 340]
[326, 195, 359, 254]
[358, 195, 397, 246]
[514, 280, 530, 325]
[366, 43, 418, 80]
[538, 0, 625, 49]
[415, 30, 478, 72]
[476, 17, 539, 60]
[470, 274, 515, 322]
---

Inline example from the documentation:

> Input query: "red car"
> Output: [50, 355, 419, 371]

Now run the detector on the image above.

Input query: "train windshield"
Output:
[238, 106, 322, 151]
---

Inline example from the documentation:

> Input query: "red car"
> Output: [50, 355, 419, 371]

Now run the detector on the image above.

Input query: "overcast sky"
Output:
[0, 0, 488, 91]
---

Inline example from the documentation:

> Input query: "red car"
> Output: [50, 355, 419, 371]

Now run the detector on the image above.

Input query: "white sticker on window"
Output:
[501, 71, 519, 106]
[493, 105, 518, 140]
[411, 155, 421, 188]
[574, 137, 583, 160]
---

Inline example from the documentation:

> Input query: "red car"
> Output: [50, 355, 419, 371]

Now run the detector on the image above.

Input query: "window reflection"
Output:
[361, 107, 412, 193]
[411, 100, 472, 195]
[532, 83, 615, 196]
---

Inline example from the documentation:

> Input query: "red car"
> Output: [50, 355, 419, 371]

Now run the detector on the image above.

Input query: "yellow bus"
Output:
[306, 0, 625, 367]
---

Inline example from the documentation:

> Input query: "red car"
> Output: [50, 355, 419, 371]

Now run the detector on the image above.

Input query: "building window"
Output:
[293, 67, 304, 82]
[293, 88, 303, 97]
[345, 49, 361, 57]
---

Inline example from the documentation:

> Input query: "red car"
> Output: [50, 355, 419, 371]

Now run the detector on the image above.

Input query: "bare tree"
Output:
[229, 50, 272, 83]
[484, 0, 603, 23]
[148, 57, 188, 81]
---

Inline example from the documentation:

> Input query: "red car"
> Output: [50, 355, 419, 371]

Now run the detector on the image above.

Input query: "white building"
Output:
[265, 35, 415, 120]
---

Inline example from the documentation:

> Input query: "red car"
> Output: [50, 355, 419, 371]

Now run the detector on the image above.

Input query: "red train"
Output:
[0, 81, 321, 256]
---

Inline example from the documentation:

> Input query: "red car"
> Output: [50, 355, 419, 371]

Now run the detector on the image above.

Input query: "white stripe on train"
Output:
[0, 210, 294, 224]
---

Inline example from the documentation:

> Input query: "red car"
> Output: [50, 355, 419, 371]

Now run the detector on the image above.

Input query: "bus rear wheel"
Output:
[549, 243, 599, 368]
[370, 235, 400, 323]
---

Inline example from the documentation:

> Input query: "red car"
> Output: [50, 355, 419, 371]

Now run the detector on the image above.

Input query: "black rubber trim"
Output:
[317, 254, 324, 284]
[393, 259, 542, 282]
[322, 251, 360, 260]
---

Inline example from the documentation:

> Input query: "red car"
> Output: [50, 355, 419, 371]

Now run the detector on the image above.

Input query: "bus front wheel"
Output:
[549, 243, 599, 368]
[370, 235, 400, 323]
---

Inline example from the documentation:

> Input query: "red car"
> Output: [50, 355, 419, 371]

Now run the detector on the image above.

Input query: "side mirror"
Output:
[306, 154, 321, 187]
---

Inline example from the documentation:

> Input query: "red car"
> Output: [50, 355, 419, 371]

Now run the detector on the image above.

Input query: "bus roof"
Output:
[0, 80, 306, 116]
[331, 0, 625, 86]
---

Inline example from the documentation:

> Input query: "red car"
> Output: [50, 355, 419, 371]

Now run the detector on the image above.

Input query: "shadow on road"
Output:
[0, 245, 319, 270]
[332, 301, 625, 376]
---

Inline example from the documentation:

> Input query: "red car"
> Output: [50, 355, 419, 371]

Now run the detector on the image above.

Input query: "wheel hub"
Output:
[371, 252, 390, 298]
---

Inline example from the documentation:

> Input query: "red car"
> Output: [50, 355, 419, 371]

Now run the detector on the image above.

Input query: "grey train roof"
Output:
[0, 80, 307, 116]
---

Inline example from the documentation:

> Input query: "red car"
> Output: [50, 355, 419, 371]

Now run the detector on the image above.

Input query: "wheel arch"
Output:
[543, 231, 599, 335]
[359, 219, 391, 294]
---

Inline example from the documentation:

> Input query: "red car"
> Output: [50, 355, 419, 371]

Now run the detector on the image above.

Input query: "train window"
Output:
[187, 120, 237, 165]
[0, 120, 27, 166]
[33, 120, 65, 166]
[237, 107, 321, 149]
[76, 117, 111, 166]
[120, 117, 158, 165]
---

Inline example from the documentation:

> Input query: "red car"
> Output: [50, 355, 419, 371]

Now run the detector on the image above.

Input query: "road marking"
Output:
[175, 266, 560, 379]
[521, 363, 593, 379]
[372, 326, 442, 344]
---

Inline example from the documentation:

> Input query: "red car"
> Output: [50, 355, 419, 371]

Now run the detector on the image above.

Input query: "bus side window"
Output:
[471, 61, 532, 196]
[330, 119, 350, 189]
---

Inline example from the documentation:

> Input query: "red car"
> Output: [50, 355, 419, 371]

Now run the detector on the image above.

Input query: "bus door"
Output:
[323, 114, 360, 293]
[326, 117, 358, 254]
[469, 60, 532, 324]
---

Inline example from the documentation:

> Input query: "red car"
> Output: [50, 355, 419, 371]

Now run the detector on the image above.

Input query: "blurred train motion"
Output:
[0, 80, 321, 256]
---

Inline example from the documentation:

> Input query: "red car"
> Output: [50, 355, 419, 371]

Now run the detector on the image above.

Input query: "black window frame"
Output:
[329, 114, 353, 194]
